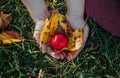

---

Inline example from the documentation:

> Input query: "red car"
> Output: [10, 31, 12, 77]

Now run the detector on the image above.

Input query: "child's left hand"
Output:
[65, 14, 89, 60]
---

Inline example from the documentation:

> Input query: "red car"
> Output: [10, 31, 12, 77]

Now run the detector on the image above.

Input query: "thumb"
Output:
[33, 21, 45, 44]
[67, 25, 89, 60]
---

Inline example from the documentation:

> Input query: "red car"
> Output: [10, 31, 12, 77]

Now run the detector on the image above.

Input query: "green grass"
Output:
[0, 0, 120, 78]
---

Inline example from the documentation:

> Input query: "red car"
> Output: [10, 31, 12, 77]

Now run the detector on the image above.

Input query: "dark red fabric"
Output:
[85, 0, 120, 37]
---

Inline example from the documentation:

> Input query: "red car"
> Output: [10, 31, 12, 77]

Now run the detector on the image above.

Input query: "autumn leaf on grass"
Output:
[0, 12, 11, 28]
[0, 31, 24, 44]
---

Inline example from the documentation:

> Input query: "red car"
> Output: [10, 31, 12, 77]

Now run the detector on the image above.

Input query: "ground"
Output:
[0, 0, 120, 78]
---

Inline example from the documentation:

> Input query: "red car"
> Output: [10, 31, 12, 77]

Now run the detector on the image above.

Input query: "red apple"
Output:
[50, 34, 68, 50]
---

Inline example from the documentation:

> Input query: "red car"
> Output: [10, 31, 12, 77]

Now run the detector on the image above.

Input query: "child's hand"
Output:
[66, 14, 89, 60]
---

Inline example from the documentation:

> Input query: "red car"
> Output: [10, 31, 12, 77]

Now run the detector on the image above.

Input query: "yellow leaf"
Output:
[65, 29, 83, 51]
[0, 31, 24, 44]
[58, 14, 65, 22]
[2, 39, 23, 44]
[74, 38, 82, 50]
[49, 13, 59, 34]
[60, 22, 67, 33]
[40, 13, 59, 45]
[40, 19, 50, 44]
[72, 29, 80, 37]
[40, 32, 50, 43]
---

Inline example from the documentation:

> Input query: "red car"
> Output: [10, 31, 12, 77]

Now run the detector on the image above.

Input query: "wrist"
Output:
[66, 13, 84, 19]
[65, 13, 85, 30]
[66, 0, 85, 17]
[22, 0, 49, 22]
[35, 20, 45, 29]
[32, 8, 50, 22]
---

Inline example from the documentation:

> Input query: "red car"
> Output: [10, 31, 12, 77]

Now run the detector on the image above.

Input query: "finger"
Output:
[33, 21, 45, 35]
[67, 25, 89, 60]
[53, 50, 67, 59]
[47, 47, 60, 59]
[33, 32, 40, 44]
[41, 44, 47, 54]
[58, 52, 64, 59]
[54, 53, 61, 59]
[33, 21, 45, 44]
[59, 51, 66, 59]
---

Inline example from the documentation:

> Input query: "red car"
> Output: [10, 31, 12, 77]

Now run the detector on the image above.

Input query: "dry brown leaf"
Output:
[0, 31, 24, 44]
[0, 12, 11, 28]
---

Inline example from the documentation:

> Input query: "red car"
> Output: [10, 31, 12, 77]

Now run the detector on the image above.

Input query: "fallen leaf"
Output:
[40, 13, 59, 45]
[40, 19, 50, 44]
[49, 13, 59, 34]
[0, 12, 11, 28]
[0, 31, 24, 44]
